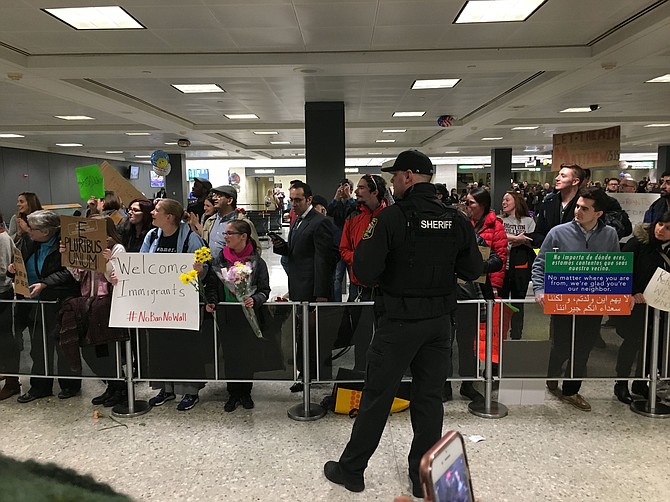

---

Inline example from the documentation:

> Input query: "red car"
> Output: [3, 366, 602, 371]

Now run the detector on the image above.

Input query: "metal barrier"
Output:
[3, 296, 669, 420]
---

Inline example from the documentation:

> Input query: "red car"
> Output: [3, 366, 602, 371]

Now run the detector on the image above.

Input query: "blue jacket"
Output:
[643, 196, 668, 224]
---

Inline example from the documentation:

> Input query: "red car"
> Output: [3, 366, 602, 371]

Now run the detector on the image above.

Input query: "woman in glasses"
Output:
[205, 219, 270, 412]
[118, 198, 154, 253]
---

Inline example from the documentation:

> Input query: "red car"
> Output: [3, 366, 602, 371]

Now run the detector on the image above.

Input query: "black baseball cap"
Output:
[193, 177, 212, 190]
[381, 149, 434, 175]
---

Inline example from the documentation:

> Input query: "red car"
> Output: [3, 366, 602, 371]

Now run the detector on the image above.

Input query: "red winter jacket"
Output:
[473, 211, 508, 289]
[339, 200, 388, 286]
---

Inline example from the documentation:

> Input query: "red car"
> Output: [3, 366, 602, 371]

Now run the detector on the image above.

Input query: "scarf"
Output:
[222, 240, 254, 265]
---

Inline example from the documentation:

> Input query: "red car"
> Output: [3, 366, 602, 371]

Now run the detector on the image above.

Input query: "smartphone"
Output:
[419, 431, 474, 502]
[267, 231, 284, 242]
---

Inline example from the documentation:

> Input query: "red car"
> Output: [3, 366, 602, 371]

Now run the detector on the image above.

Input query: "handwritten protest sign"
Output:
[109, 253, 199, 330]
[60, 216, 107, 273]
[12, 249, 30, 297]
[99, 161, 147, 205]
[609, 192, 659, 239]
[643, 267, 670, 313]
[543, 252, 632, 315]
[75, 164, 105, 200]
[552, 126, 620, 170]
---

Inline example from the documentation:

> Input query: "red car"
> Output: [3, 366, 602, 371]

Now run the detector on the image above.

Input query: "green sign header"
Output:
[545, 252, 633, 273]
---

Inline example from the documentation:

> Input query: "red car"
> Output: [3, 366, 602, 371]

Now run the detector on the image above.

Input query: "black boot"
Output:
[459, 381, 484, 402]
[441, 382, 453, 402]
[631, 381, 649, 399]
[614, 381, 633, 404]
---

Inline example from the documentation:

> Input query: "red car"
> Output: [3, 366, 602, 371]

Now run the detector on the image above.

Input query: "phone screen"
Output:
[432, 453, 473, 502]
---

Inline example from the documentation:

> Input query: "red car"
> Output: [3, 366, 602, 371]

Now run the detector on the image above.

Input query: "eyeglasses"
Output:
[128, 207, 143, 213]
[224, 231, 243, 236]
[363, 174, 378, 193]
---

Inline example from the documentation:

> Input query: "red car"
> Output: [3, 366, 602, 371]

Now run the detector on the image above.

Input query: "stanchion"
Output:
[469, 300, 508, 419]
[288, 302, 326, 421]
[112, 329, 150, 418]
[631, 308, 670, 418]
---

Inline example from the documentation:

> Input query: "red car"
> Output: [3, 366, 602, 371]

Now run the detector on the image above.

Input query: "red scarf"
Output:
[222, 241, 254, 264]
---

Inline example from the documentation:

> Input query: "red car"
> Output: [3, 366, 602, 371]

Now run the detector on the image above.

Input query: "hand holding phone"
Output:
[268, 232, 286, 246]
[419, 431, 474, 502]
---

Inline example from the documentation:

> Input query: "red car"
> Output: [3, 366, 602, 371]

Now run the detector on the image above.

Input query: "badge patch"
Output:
[362, 218, 378, 240]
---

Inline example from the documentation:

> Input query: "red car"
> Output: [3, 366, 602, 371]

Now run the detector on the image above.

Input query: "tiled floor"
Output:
[2, 241, 670, 501]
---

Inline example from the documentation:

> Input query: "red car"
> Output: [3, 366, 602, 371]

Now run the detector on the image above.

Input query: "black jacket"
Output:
[530, 191, 577, 247]
[623, 224, 670, 295]
[353, 183, 483, 319]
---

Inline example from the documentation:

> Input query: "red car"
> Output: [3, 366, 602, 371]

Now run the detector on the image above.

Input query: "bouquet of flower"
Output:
[221, 261, 264, 339]
[178, 246, 211, 302]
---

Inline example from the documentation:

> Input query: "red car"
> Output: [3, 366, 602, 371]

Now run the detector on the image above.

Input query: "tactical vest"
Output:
[380, 200, 458, 298]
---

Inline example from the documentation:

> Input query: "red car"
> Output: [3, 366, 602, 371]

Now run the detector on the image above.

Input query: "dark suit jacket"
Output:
[529, 191, 577, 247]
[273, 209, 337, 301]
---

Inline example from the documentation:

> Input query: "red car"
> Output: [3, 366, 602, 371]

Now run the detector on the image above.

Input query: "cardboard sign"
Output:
[99, 161, 147, 206]
[108, 210, 125, 226]
[543, 252, 632, 315]
[75, 164, 105, 200]
[643, 267, 670, 313]
[12, 249, 31, 297]
[109, 252, 199, 331]
[609, 192, 660, 229]
[60, 216, 107, 273]
[551, 126, 620, 170]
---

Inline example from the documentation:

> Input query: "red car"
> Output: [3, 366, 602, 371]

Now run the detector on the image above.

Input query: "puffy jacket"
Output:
[473, 211, 507, 289]
[339, 200, 388, 286]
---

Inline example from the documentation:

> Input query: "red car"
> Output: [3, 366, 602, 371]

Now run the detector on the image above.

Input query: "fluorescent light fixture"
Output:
[171, 84, 225, 94]
[481, 137, 503, 141]
[56, 143, 83, 147]
[444, 150, 460, 154]
[382, 129, 407, 133]
[43, 6, 144, 30]
[225, 113, 259, 120]
[512, 126, 539, 130]
[367, 152, 382, 155]
[105, 150, 123, 154]
[135, 155, 151, 158]
[125, 132, 151, 136]
[393, 111, 426, 117]
[644, 123, 670, 128]
[164, 142, 178, 145]
[270, 141, 291, 145]
[411, 79, 460, 89]
[254, 169, 275, 174]
[54, 115, 95, 121]
[376, 139, 396, 143]
[559, 107, 593, 113]
[455, 0, 546, 23]
[524, 148, 539, 152]
[345, 168, 359, 174]
[0, 133, 25, 138]
[253, 131, 278, 135]
[645, 74, 670, 83]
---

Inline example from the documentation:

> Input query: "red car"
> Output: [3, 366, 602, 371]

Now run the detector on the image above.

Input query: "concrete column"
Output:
[491, 148, 512, 213]
[657, 144, 670, 179]
[304, 102, 345, 199]
[166, 153, 187, 205]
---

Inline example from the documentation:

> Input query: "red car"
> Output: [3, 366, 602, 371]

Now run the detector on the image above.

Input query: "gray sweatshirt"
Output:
[531, 219, 620, 295]
[0, 231, 18, 294]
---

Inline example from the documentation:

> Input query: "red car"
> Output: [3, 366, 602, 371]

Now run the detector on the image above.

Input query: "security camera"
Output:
[177, 138, 191, 147]
[590, 104, 599, 111]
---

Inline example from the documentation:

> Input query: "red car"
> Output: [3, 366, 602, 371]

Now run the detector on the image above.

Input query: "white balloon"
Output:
[153, 163, 172, 177]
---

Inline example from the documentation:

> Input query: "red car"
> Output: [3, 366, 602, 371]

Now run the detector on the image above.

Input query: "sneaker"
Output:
[240, 394, 254, 410]
[177, 394, 199, 411]
[561, 393, 591, 411]
[224, 396, 240, 412]
[149, 390, 176, 407]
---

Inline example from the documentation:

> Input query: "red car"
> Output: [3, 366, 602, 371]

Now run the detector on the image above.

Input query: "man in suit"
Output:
[272, 181, 338, 390]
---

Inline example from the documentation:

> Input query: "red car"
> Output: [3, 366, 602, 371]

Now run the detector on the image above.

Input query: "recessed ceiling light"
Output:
[382, 129, 407, 133]
[270, 141, 291, 145]
[644, 123, 670, 127]
[164, 142, 178, 145]
[43, 6, 144, 30]
[56, 143, 83, 147]
[105, 150, 123, 154]
[482, 137, 503, 141]
[376, 139, 396, 143]
[455, 0, 546, 23]
[254, 131, 278, 135]
[125, 132, 151, 136]
[225, 113, 259, 120]
[512, 126, 539, 130]
[645, 74, 670, 83]
[171, 84, 225, 94]
[54, 115, 95, 120]
[560, 107, 593, 113]
[0, 133, 25, 138]
[135, 155, 151, 158]
[393, 111, 425, 117]
[411, 79, 461, 89]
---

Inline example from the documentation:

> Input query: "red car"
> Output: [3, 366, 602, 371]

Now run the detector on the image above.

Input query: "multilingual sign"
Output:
[543, 252, 633, 315]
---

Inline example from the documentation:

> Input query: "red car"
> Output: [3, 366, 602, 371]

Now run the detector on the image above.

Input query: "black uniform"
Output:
[336, 182, 482, 490]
